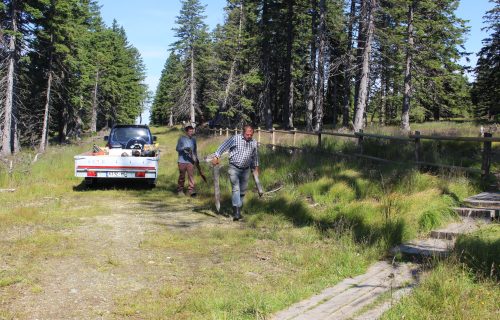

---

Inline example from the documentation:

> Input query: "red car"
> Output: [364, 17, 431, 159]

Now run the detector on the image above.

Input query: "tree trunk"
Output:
[380, 71, 386, 126]
[222, 1, 244, 114]
[342, 0, 356, 127]
[353, 0, 376, 132]
[283, 0, 294, 129]
[306, 0, 317, 131]
[328, 71, 339, 128]
[190, 47, 196, 126]
[169, 110, 173, 127]
[379, 12, 390, 126]
[401, 1, 414, 132]
[58, 106, 68, 143]
[353, 0, 368, 118]
[91, 69, 99, 133]
[314, 0, 326, 132]
[261, 0, 273, 130]
[1, 1, 18, 157]
[39, 61, 53, 153]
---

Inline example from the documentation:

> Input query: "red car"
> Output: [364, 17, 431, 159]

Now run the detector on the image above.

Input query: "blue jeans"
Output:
[228, 164, 250, 208]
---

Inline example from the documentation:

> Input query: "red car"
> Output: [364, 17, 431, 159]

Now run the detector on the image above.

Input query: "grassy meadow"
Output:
[0, 124, 498, 319]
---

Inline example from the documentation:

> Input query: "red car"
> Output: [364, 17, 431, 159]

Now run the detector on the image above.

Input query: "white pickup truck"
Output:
[74, 125, 160, 186]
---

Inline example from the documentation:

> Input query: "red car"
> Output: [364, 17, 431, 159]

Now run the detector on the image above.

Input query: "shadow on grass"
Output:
[246, 195, 406, 249]
[124, 132, 478, 248]
[455, 231, 500, 281]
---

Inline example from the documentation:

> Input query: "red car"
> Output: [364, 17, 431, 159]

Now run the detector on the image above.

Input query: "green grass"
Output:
[455, 225, 500, 280]
[118, 225, 375, 319]
[0, 125, 495, 319]
[381, 262, 500, 320]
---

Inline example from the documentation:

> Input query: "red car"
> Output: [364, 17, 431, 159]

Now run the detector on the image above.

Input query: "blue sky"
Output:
[99, 0, 227, 93]
[98, 0, 494, 122]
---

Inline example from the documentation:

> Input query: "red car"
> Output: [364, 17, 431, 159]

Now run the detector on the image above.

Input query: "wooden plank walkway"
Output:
[272, 262, 419, 320]
[464, 191, 500, 209]
[272, 192, 498, 319]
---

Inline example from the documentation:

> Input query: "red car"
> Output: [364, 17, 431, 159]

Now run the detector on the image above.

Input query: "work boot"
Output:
[233, 206, 242, 221]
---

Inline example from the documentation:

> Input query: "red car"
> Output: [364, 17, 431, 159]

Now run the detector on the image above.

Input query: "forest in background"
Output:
[151, 0, 499, 132]
[0, 0, 499, 157]
[0, 0, 147, 156]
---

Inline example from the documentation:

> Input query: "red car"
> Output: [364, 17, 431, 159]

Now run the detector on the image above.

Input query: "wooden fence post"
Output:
[481, 132, 492, 177]
[414, 131, 421, 163]
[271, 128, 276, 150]
[317, 131, 322, 148]
[235, 127, 238, 135]
[257, 127, 261, 143]
[226, 127, 229, 137]
[292, 128, 297, 147]
[358, 130, 364, 154]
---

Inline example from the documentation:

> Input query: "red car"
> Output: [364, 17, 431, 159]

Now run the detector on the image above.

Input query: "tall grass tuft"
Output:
[381, 261, 500, 320]
[455, 225, 500, 281]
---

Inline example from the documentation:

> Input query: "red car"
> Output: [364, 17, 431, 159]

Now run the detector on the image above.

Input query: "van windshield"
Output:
[111, 127, 151, 146]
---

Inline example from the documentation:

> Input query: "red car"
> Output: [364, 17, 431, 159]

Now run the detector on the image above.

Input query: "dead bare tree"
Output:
[314, 0, 327, 132]
[353, 0, 377, 132]
[1, 0, 20, 156]
[221, 1, 244, 114]
[283, 0, 295, 129]
[342, 0, 356, 127]
[401, 0, 415, 133]
[305, 0, 317, 132]
[39, 34, 53, 153]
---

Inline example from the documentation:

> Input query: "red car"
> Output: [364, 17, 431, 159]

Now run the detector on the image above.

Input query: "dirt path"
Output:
[4, 197, 231, 319]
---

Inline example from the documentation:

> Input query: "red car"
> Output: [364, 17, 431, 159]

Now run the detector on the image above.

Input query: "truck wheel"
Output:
[147, 179, 156, 188]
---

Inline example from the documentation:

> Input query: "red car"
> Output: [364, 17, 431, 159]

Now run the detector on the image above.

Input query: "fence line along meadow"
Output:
[201, 127, 499, 179]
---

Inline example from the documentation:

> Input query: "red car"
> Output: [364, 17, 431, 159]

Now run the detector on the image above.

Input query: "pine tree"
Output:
[472, 0, 500, 121]
[98, 21, 147, 128]
[172, 0, 208, 126]
[409, 0, 469, 122]
[28, 0, 92, 151]
[0, 0, 38, 155]
[151, 52, 184, 125]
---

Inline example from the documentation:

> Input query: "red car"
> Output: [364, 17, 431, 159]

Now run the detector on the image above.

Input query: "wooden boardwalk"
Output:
[272, 261, 419, 320]
[271, 192, 499, 319]
[464, 191, 500, 209]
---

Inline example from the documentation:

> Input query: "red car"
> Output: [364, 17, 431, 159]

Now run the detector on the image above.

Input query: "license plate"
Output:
[107, 171, 127, 178]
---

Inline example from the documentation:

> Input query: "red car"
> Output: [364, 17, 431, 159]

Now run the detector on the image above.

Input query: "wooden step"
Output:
[463, 192, 500, 210]
[454, 207, 496, 219]
[393, 238, 454, 258]
[430, 219, 480, 240]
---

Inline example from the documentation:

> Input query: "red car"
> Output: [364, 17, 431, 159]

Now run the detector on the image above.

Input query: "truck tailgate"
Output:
[74, 155, 159, 179]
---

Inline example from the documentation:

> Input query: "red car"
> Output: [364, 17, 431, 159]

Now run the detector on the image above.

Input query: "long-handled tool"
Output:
[213, 163, 221, 212]
[251, 169, 264, 197]
[204, 154, 222, 213]
[190, 150, 207, 183]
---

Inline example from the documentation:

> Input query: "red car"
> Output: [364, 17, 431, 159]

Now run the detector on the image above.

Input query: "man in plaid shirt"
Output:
[212, 125, 259, 221]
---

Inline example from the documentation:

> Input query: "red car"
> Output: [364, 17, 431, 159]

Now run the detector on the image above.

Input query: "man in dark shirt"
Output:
[212, 125, 259, 220]
[176, 125, 199, 196]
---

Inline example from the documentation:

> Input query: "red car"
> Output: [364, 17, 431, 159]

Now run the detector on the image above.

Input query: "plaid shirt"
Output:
[215, 134, 259, 168]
